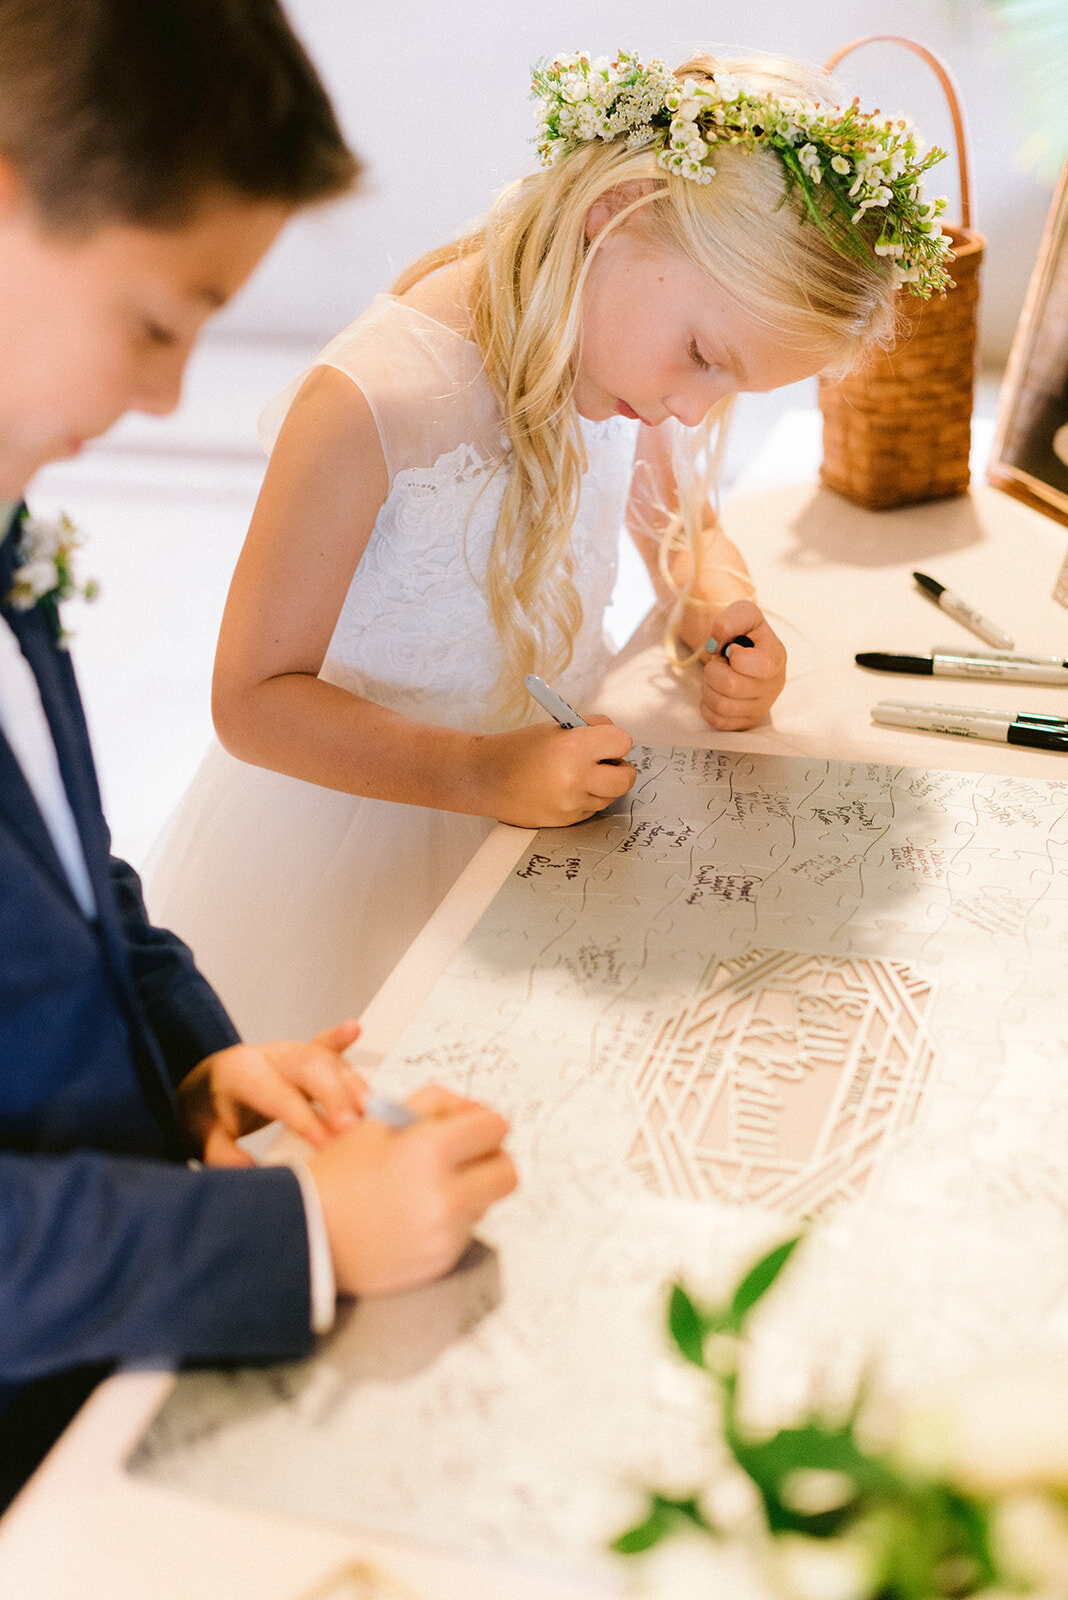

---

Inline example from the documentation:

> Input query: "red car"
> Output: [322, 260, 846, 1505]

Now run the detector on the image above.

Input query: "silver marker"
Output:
[912, 572, 1015, 650]
[363, 1091, 419, 1128]
[872, 700, 1068, 751]
[934, 646, 1068, 670]
[523, 673, 588, 730]
[523, 674, 630, 767]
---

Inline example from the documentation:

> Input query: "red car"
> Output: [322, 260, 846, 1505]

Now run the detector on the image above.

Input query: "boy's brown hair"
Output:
[0, 0, 360, 230]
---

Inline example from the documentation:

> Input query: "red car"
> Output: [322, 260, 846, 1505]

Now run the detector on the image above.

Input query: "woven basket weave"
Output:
[818, 36, 985, 510]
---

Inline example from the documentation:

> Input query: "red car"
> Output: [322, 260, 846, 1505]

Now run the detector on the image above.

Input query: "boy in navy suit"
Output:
[0, 0, 515, 1505]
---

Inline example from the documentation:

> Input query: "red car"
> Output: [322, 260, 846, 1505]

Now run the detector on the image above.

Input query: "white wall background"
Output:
[208, 0, 1060, 368]
[32, 0, 1063, 865]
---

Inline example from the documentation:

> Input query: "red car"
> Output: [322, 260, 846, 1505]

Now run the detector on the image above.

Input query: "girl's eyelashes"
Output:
[688, 338, 712, 371]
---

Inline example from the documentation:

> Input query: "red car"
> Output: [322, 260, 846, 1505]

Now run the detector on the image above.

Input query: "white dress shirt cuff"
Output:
[286, 1158, 337, 1335]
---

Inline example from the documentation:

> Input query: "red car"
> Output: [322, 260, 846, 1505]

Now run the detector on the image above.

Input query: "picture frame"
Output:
[987, 157, 1068, 534]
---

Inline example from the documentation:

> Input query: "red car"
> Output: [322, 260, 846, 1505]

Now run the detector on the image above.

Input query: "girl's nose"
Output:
[667, 395, 713, 428]
[667, 372, 736, 428]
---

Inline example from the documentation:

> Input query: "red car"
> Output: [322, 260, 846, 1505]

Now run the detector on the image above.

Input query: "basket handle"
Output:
[823, 36, 972, 230]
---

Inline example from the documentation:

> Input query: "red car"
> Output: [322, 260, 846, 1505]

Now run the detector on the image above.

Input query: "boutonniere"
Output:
[7, 510, 99, 647]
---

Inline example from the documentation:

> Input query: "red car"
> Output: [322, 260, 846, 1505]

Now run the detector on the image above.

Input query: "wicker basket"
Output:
[818, 36, 985, 510]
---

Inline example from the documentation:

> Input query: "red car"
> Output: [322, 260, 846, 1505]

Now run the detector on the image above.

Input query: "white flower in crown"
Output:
[711, 71, 745, 101]
[798, 143, 823, 183]
[530, 47, 955, 297]
[7, 511, 99, 646]
[576, 103, 606, 139]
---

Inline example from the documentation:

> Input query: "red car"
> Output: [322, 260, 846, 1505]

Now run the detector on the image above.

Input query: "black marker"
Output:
[856, 650, 1068, 685]
[705, 632, 755, 660]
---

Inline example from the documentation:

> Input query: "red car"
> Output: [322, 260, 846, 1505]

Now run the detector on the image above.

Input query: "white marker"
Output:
[872, 700, 1068, 751]
[363, 1091, 419, 1128]
[524, 673, 588, 730]
[934, 646, 1068, 670]
[912, 572, 1015, 650]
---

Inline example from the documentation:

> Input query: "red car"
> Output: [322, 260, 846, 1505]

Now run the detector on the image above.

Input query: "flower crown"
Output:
[532, 50, 954, 298]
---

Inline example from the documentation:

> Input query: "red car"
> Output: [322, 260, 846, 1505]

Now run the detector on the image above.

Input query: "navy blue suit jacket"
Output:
[0, 510, 314, 1417]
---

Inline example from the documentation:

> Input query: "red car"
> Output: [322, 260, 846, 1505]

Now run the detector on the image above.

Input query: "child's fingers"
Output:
[312, 1018, 362, 1054]
[404, 1081, 480, 1119]
[453, 1150, 519, 1217]
[718, 643, 782, 682]
[706, 598, 764, 651]
[588, 757, 637, 801]
[699, 682, 774, 731]
[699, 637, 784, 729]
[237, 1065, 339, 1149]
[268, 1046, 365, 1131]
[202, 1125, 257, 1168]
[588, 722, 634, 764]
[423, 1103, 512, 1167]
[703, 659, 775, 704]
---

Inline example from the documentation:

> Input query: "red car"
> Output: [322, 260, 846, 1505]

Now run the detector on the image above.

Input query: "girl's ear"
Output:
[584, 197, 615, 242]
[584, 180, 659, 243]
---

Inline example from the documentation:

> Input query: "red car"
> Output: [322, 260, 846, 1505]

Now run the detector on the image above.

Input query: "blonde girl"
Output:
[146, 47, 950, 1040]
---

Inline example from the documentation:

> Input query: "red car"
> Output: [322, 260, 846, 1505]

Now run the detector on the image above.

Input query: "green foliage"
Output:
[667, 1284, 708, 1369]
[729, 1235, 801, 1323]
[666, 1236, 802, 1371]
[614, 1234, 1017, 1599]
[611, 1494, 712, 1554]
[985, 0, 1068, 181]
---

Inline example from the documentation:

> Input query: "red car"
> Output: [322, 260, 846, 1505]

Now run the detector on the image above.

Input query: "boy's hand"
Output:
[309, 1083, 518, 1296]
[178, 1019, 366, 1165]
[698, 600, 786, 731]
[480, 716, 635, 827]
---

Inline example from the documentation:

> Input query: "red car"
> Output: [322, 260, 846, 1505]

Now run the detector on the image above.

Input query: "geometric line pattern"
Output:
[627, 948, 935, 1218]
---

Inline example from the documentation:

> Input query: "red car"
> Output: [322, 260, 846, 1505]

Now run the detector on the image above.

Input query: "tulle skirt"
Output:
[143, 741, 494, 1042]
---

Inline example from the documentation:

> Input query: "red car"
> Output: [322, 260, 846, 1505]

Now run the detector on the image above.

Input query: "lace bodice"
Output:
[260, 296, 640, 732]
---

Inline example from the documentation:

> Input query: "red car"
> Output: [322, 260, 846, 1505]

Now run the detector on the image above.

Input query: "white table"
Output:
[2, 434, 1066, 1600]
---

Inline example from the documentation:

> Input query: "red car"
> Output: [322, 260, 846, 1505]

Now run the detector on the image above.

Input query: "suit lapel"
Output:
[9, 595, 115, 913]
[0, 508, 99, 912]
[0, 508, 185, 1152]
[0, 726, 82, 903]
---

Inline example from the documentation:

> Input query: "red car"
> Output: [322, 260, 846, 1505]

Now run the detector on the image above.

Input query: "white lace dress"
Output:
[145, 296, 639, 1041]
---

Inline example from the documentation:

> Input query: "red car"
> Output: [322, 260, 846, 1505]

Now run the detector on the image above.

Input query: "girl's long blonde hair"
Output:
[394, 52, 901, 722]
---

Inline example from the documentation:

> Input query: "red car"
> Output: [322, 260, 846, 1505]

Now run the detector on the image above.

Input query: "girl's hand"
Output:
[178, 1018, 367, 1166]
[479, 716, 635, 827]
[699, 600, 786, 731]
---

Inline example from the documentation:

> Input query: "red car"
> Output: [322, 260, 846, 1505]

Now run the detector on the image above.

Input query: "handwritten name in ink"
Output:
[685, 867, 762, 905]
[516, 854, 582, 880]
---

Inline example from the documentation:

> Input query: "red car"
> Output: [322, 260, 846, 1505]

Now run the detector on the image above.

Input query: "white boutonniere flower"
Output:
[7, 511, 99, 646]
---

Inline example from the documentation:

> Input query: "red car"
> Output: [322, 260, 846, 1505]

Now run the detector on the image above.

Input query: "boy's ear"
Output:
[584, 180, 658, 243]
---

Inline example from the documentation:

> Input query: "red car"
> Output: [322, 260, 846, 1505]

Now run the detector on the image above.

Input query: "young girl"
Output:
[146, 47, 951, 1041]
